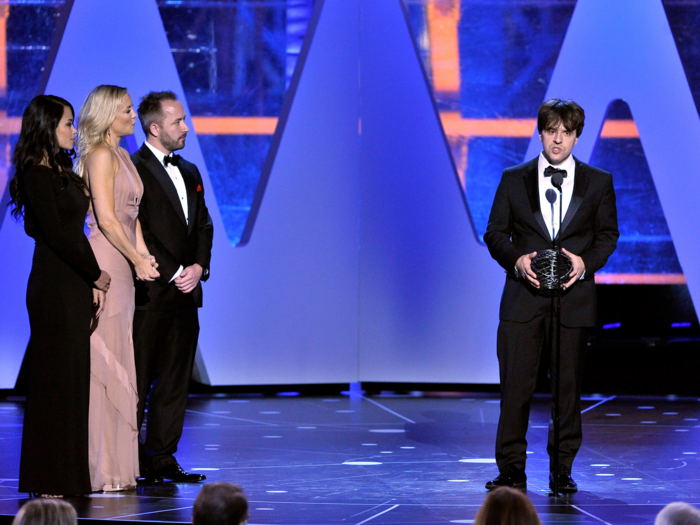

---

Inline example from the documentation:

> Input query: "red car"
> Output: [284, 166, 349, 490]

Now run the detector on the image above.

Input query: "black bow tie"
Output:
[163, 154, 181, 167]
[544, 166, 567, 178]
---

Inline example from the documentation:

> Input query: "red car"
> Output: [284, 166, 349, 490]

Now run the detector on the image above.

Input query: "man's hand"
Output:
[562, 248, 585, 290]
[174, 263, 203, 294]
[516, 251, 540, 288]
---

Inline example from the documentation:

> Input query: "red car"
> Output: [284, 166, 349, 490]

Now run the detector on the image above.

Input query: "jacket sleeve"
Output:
[579, 174, 619, 277]
[483, 173, 522, 274]
[23, 167, 102, 283]
[192, 165, 213, 281]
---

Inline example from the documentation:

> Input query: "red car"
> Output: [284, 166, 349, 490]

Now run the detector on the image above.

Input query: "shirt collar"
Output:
[145, 140, 172, 167]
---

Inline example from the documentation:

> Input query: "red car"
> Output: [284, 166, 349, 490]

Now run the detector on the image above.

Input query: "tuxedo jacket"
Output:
[131, 144, 213, 310]
[483, 156, 618, 327]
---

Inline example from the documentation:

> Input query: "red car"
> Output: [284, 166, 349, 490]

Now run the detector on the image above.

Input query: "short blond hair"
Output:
[12, 499, 77, 525]
[655, 502, 700, 525]
[76, 84, 127, 177]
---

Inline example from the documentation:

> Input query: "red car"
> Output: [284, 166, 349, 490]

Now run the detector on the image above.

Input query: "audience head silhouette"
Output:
[474, 487, 541, 525]
[12, 499, 77, 525]
[655, 502, 700, 525]
[193, 483, 248, 525]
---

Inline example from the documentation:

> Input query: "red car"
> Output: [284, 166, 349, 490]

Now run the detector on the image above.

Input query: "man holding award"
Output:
[483, 99, 619, 492]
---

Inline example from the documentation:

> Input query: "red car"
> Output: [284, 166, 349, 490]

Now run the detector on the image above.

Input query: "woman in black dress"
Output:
[8, 95, 111, 496]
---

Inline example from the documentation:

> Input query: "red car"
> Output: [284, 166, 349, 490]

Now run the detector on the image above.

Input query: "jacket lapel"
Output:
[558, 157, 589, 236]
[523, 160, 551, 241]
[179, 163, 197, 234]
[139, 145, 188, 227]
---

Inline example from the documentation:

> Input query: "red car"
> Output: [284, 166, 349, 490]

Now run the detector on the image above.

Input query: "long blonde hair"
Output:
[76, 84, 127, 178]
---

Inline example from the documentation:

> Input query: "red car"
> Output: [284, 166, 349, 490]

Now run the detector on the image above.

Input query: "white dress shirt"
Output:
[538, 152, 575, 240]
[144, 140, 186, 281]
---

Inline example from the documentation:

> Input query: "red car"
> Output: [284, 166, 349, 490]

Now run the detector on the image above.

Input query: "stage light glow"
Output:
[602, 323, 622, 329]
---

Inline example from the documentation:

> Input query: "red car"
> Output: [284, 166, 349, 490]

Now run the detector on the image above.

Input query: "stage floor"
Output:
[1, 391, 699, 524]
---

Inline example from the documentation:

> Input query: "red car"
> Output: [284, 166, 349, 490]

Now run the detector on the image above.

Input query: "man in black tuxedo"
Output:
[131, 91, 213, 483]
[483, 99, 618, 492]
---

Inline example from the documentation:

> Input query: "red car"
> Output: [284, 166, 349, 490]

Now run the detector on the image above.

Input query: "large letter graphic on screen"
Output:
[0, 169, 33, 389]
[525, 0, 700, 312]
[0, 0, 207, 388]
[0, 0, 362, 387]
[193, 0, 361, 385]
[0, 2, 74, 389]
[356, 0, 502, 383]
[54, 0, 358, 386]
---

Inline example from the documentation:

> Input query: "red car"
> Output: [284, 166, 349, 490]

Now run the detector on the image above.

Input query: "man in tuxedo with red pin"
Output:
[131, 91, 213, 483]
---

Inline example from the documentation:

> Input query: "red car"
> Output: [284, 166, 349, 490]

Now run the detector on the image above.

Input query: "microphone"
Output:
[545, 189, 557, 247]
[551, 172, 565, 190]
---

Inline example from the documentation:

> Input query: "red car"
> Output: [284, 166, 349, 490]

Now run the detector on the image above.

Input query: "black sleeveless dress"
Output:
[18, 165, 101, 495]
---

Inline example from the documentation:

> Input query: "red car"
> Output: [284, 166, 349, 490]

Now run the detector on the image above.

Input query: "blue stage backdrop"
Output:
[357, 0, 501, 383]
[402, 0, 700, 290]
[156, 0, 315, 247]
[1, 0, 699, 388]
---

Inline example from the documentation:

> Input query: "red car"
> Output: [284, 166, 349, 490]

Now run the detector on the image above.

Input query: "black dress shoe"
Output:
[154, 463, 206, 483]
[549, 465, 578, 494]
[136, 471, 163, 485]
[485, 466, 527, 490]
[136, 464, 164, 484]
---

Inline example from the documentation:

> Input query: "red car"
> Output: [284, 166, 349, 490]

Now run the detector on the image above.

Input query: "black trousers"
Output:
[495, 301, 588, 474]
[133, 305, 199, 471]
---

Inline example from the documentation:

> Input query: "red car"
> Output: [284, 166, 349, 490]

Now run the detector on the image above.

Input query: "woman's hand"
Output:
[141, 253, 158, 269]
[94, 270, 111, 292]
[133, 256, 160, 281]
[92, 289, 106, 318]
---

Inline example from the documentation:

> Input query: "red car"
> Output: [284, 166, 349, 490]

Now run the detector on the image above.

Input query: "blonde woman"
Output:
[78, 85, 159, 492]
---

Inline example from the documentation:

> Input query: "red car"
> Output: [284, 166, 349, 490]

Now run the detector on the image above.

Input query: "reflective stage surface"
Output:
[0, 394, 700, 525]
[1, 393, 699, 524]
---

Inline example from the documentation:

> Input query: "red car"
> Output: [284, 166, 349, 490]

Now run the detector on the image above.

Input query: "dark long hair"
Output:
[8, 95, 87, 221]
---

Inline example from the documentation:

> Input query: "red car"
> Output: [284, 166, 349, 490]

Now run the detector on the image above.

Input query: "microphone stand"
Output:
[550, 174, 565, 497]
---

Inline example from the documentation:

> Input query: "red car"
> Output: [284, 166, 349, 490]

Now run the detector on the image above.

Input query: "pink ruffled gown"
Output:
[86, 147, 141, 491]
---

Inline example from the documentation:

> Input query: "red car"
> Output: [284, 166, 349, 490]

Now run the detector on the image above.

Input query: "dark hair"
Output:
[193, 483, 249, 525]
[8, 95, 86, 221]
[474, 487, 541, 525]
[138, 91, 178, 137]
[12, 499, 77, 525]
[537, 99, 585, 138]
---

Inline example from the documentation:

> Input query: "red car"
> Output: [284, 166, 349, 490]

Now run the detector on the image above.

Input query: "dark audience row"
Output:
[9, 484, 700, 525]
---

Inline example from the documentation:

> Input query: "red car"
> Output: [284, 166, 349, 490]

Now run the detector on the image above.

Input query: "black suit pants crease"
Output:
[134, 305, 199, 471]
[495, 301, 588, 474]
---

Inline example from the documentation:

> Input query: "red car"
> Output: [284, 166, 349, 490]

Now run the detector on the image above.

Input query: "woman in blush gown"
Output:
[77, 85, 159, 492]
[10, 95, 111, 497]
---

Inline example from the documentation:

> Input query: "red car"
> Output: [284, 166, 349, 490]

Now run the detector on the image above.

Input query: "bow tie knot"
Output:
[544, 166, 567, 178]
[164, 154, 181, 167]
